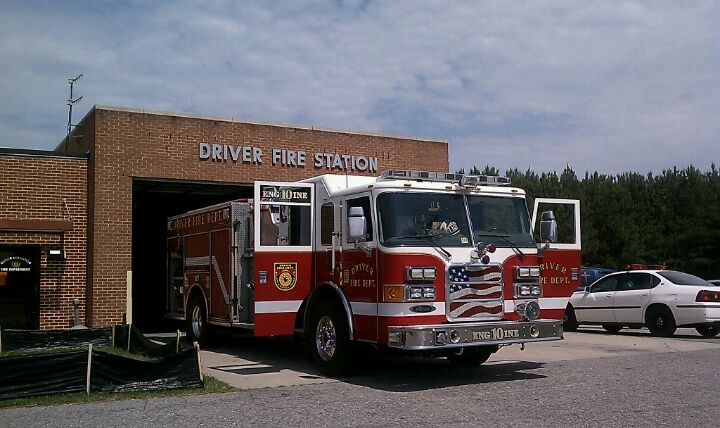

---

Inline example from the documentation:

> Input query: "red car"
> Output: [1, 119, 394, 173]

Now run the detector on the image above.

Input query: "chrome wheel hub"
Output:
[315, 316, 336, 362]
[192, 306, 203, 337]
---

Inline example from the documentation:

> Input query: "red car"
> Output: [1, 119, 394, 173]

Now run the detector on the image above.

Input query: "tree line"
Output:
[459, 164, 720, 279]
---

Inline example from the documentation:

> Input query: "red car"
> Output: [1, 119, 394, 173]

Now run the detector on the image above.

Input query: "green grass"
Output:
[0, 375, 235, 409]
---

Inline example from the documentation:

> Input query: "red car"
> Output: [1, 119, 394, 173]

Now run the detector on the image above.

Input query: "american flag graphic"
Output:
[448, 265, 503, 319]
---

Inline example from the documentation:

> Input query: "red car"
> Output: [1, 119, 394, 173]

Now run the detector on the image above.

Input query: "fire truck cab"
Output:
[167, 170, 581, 375]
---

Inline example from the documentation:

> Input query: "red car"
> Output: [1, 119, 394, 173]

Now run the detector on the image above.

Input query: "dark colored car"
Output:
[578, 267, 616, 290]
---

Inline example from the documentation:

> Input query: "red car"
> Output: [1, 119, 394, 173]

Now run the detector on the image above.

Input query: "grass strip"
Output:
[0, 376, 234, 409]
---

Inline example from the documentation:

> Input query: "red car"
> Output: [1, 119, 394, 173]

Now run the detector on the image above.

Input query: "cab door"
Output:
[340, 193, 378, 341]
[531, 198, 582, 318]
[572, 275, 618, 323]
[253, 181, 314, 336]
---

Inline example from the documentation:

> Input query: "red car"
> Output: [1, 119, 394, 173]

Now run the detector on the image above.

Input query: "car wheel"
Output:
[602, 324, 622, 334]
[447, 346, 497, 367]
[695, 325, 720, 338]
[310, 300, 352, 377]
[646, 307, 677, 337]
[563, 305, 579, 332]
[186, 294, 212, 346]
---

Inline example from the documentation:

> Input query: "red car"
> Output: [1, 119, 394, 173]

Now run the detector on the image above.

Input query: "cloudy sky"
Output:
[1, 0, 718, 174]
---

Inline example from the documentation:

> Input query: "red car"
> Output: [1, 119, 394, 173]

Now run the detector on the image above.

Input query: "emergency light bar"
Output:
[627, 263, 668, 270]
[381, 170, 511, 186]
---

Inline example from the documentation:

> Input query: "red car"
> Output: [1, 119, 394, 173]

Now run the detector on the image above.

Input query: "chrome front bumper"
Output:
[387, 319, 563, 350]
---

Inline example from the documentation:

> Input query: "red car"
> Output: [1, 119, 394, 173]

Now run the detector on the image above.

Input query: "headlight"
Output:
[516, 266, 541, 278]
[407, 267, 436, 281]
[407, 285, 436, 301]
[409, 287, 423, 299]
[514, 283, 542, 298]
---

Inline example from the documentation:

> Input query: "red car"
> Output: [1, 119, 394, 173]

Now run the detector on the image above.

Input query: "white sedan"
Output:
[564, 270, 720, 337]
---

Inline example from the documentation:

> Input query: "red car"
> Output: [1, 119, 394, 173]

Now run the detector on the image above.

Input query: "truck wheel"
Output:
[696, 325, 720, 337]
[602, 324, 622, 334]
[646, 307, 676, 337]
[563, 305, 579, 332]
[310, 300, 352, 376]
[447, 346, 496, 367]
[187, 294, 211, 346]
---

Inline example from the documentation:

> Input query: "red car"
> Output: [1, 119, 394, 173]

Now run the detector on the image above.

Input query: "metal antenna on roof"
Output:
[65, 74, 83, 149]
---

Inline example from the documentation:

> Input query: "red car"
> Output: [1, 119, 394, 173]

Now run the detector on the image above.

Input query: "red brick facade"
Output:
[48, 105, 448, 328]
[0, 152, 88, 329]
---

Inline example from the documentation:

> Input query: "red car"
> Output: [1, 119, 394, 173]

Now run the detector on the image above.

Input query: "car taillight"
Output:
[696, 290, 720, 302]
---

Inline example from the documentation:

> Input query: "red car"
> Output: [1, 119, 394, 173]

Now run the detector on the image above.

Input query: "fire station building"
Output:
[0, 105, 448, 330]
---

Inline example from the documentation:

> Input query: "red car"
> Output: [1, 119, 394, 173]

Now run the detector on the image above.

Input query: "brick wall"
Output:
[62, 106, 449, 327]
[0, 152, 88, 329]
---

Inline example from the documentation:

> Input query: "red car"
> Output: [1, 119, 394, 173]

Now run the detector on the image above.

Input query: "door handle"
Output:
[640, 293, 648, 297]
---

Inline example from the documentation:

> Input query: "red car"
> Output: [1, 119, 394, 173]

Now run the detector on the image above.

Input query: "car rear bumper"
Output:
[387, 319, 563, 350]
[675, 304, 720, 325]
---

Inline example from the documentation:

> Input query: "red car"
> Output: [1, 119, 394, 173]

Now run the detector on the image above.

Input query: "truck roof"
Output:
[301, 174, 526, 198]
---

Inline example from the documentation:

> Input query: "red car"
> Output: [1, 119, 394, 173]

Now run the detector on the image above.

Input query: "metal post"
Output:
[86, 344, 93, 394]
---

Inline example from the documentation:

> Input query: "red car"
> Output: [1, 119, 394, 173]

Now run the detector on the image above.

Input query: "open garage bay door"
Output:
[132, 178, 252, 332]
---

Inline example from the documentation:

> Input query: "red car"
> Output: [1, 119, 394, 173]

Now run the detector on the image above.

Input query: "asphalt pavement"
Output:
[3, 327, 719, 427]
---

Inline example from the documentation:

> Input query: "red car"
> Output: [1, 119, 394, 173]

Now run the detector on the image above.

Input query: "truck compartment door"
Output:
[253, 181, 314, 336]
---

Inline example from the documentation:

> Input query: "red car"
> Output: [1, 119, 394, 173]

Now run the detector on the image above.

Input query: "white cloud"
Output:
[0, 0, 718, 174]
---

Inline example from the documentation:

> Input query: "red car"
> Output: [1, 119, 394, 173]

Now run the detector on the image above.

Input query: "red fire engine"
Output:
[166, 170, 582, 375]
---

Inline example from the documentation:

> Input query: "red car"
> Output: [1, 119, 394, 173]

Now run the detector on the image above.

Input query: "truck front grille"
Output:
[446, 263, 504, 321]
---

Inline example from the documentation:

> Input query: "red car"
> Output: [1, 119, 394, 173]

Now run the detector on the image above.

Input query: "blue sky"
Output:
[1, 0, 718, 174]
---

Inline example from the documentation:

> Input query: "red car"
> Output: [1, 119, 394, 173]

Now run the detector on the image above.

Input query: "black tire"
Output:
[563, 305, 579, 332]
[646, 307, 677, 337]
[186, 294, 211, 346]
[309, 300, 352, 377]
[447, 346, 496, 367]
[696, 325, 720, 338]
[602, 324, 622, 334]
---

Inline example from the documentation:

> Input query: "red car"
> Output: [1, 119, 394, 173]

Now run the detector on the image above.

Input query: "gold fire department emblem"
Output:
[274, 262, 297, 291]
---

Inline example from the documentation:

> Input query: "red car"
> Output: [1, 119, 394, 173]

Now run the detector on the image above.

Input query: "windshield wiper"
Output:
[385, 233, 452, 261]
[475, 231, 525, 259]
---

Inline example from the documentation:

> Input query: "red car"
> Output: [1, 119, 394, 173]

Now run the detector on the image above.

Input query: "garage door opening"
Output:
[132, 178, 252, 332]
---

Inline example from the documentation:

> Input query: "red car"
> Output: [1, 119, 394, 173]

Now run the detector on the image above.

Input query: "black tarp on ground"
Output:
[1, 328, 111, 354]
[0, 351, 87, 400]
[90, 348, 203, 392]
[112, 324, 183, 358]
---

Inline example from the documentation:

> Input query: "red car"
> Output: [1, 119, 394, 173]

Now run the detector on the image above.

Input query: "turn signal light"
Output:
[696, 290, 720, 302]
[384, 285, 405, 302]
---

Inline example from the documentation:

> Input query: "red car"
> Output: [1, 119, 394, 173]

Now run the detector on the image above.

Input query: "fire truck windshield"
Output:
[377, 192, 533, 249]
[467, 195, 534, 248]
[377, 193, 472, 247]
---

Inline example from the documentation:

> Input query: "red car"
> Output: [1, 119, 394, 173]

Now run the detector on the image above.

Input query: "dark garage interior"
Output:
[132, 178, 252, 332]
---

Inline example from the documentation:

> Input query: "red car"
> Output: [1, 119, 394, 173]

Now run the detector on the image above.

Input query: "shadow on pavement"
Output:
[575, 327, 717, 340]
[195, 331, 547, 392]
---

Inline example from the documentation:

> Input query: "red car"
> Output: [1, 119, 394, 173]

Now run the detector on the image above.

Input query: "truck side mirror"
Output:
[540, 210, 557, 243]
[348, 206, 367, 242]
[270, 205, 282, 225]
